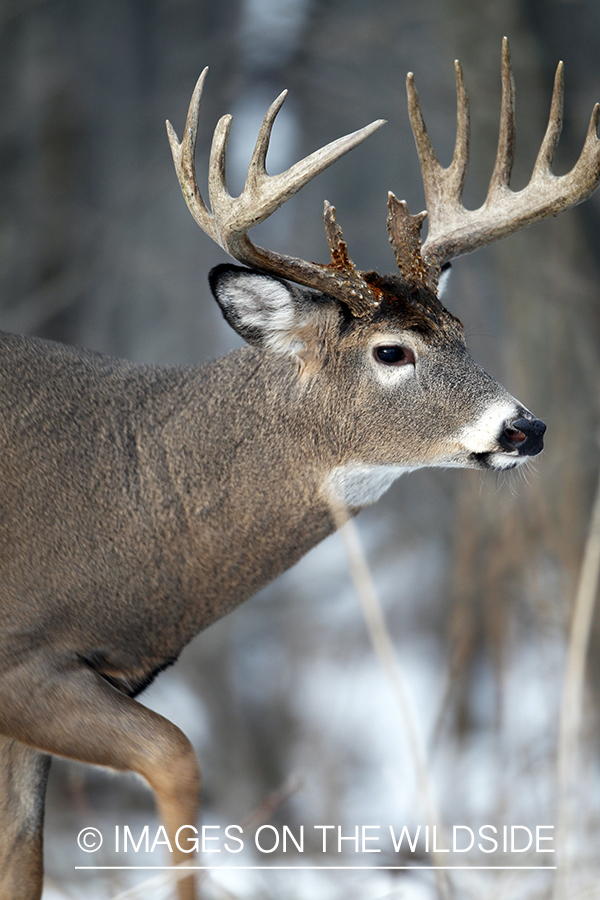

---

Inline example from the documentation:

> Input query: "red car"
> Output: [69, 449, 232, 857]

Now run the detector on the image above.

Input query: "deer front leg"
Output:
[0, 654, 201, 900]
[0, 737, 51, 900]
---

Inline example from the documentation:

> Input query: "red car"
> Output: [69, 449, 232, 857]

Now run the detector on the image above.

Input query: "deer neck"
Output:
[156, 347, 340, 622]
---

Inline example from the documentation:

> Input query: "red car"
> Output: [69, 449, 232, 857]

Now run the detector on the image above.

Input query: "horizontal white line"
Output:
[75, 865, 557, 871]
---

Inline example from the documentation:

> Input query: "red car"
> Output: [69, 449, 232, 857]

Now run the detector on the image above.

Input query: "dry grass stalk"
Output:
[110, 863, 202, 900]
[329, 497, 453, 900]
[553, 465, 600, 900]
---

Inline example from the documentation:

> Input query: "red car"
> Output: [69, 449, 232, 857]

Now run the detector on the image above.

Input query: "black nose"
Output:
[500, 416, 546, 457]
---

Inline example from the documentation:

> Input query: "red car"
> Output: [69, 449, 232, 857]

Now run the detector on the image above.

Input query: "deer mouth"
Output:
[470, 451, 525, 471]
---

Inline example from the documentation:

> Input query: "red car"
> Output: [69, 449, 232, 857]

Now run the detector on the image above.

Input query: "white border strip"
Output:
[76, 865, 557, 871]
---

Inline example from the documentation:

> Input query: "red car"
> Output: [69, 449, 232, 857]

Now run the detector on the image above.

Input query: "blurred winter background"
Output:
[2, 0, 600, 898]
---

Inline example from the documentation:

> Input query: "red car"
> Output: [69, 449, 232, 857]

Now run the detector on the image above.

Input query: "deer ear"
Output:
[437, 262, 452, 299]
[209, 264, 324, 355]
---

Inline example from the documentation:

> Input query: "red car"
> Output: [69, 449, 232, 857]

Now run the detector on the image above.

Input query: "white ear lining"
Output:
[437, 264, 452, 299]
[218, 274, 296, 332]
[213, 271, 314, 356]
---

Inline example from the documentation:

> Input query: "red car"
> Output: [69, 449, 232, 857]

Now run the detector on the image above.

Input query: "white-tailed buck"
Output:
[1, 38, 599, 900]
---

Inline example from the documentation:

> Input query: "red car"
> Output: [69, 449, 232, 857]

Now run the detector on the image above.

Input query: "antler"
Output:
[166, 68, 386, 315]
[169, 46, 600, 308]
[389, 37, 600, 292]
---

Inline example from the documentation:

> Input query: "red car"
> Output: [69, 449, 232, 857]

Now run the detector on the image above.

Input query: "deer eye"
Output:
[373, 345, 415, 366]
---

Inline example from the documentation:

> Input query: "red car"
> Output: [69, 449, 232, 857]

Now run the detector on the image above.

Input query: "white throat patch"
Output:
[325, 463, 418, 508]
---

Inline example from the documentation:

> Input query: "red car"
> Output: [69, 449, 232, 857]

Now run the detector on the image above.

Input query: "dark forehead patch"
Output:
[361, 272, 464, 341]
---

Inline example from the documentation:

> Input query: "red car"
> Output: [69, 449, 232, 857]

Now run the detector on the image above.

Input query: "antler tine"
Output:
[406, 72, 444, 214]
[219, 98, 386, 273]
[245, 90, 288, 188]
[487, 36, 516, 195]
[533, 60, 564, 176]
[226, 114, 387, 244]
[323, 200, 357, 274]
[207, 112, 234, 240]
[416, 38, 600, 275]
[200, 73, 387, 249]
[568, 100, 600, 190]
[406, 62, 470, 219]
[386, 193, 434, 286]
[452, 59, 470, 197]
[166, 67, 217, 242]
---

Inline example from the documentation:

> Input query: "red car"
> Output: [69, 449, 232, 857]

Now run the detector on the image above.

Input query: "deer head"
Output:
[166, 39, 598, 504]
